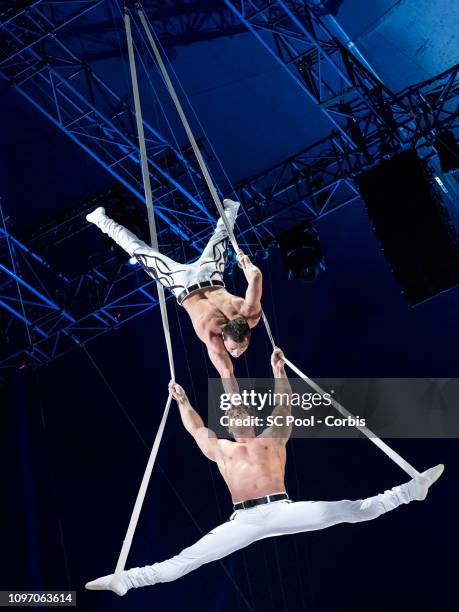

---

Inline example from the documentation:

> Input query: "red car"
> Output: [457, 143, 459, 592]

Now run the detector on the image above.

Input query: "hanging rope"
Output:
[107, 4, 424, 590]
[109, 6, 176, 592]
[141, 8, 262, 258]
[136, 2, 420, 480]
[136, 3, 279, 347]
[84, 342, 254, 609]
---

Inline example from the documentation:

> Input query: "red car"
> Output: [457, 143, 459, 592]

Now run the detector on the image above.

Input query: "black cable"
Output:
[33, 367, 72, 589]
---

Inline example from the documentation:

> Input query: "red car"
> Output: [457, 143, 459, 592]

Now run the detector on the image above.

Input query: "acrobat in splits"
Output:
[86, 348, 444, 595]
[86, 200, 262, 392]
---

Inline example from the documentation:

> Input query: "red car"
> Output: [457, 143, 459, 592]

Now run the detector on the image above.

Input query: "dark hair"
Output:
[222, 317, 251, 343]
[226, 405, 251, 421]
[225, 405, 253, 436]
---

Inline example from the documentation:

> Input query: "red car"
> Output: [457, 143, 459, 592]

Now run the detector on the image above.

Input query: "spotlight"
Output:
[278, 222, 325, 283]
[129, 256, 138, 266]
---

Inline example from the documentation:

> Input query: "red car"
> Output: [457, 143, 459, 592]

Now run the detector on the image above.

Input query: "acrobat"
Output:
[85, 347, 444, 595]
[86, 200, 262, 393]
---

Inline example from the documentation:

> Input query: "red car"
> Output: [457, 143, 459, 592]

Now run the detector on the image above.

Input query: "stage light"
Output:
[434, 176, 448, 194]
[278, 223, 325, 284]
[129, 256, 138, 266]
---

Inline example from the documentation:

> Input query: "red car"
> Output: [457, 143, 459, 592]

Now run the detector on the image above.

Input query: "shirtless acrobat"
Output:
[86, 200, 262, 392]
[86, 348, 444, 596]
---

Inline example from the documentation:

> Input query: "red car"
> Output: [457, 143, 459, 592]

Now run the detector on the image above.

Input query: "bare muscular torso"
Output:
[214, 437, 287, 503]
[182, 286, 259, 342]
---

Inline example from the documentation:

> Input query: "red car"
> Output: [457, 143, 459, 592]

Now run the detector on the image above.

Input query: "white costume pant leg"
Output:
[194, 199, 240, 281]
[85, 467, 441, 594]
[87, 207, 189, 300]
[124, 506, 264, 588]
[87, 200, 240, 300]
[262, 477, 422, 538]
[122, 475, 424, 590]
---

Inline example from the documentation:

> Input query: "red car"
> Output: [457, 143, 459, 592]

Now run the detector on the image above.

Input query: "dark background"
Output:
[1, 1, 458, 611]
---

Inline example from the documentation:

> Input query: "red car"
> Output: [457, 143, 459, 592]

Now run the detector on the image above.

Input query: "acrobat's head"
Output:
[222, 317, 251, 358]
[225, 405, 256, 440]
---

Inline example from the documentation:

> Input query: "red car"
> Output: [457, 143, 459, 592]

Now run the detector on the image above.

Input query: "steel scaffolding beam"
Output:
[0, 1, 457, 369]
[61, 1, 248, 62]
[223, 0, 404, 151]
[237, 64, 459, 241]
[1, 62, 457, 370]
[0, 202, 167, 368]
[0, 215, 74, 367]
[0, 0, 217, 247]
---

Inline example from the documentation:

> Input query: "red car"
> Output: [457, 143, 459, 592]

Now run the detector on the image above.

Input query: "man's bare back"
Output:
[181, 258, 263, 388]
[182, 286, 260, 342]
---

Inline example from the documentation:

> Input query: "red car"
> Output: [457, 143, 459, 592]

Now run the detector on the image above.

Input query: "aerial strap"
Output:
[109, 6, 176, 593]
[136, 2, 420, 480]
[135, 4, 278, 349]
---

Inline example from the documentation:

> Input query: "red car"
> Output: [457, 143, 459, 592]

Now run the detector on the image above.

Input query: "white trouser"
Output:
[90, 201, 239, 302]
[123, 478, 421, 589]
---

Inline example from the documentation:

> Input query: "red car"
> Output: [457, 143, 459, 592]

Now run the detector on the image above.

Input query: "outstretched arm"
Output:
[259, 348, 292, 444]
[237, 252, 263, 316]
[169, 381, 220, 461]
[207, 337, 240, 395]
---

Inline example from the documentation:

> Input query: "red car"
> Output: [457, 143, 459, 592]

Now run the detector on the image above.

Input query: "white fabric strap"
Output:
[283, 357, 420, 478]
[111, 9, 176, 592]
[125, 9, 174, 381]
[137, 3, 274, 342]
[137, 3, 420, 480]
[137, 6, 238, 253]
[112, 394, 172, 589]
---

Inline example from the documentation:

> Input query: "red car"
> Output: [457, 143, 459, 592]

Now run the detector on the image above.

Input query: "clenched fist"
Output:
[237, 250, 251, 270]
[168, 380, 187, 403]
[271, 347, 285, 371]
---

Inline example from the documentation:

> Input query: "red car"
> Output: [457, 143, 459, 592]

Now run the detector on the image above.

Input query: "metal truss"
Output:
[0, 0, 218, 247]
[0, 0, 457, 369]
[237, 63, 459, 244]
[223, 0, 407, 150]
[0, 157, 204, 369]
[59, 1, 248, 63]
[0, 0, 402, 166]
[0, 213, 74, 364]
[1, 62, 457, 370]
[17, 51, 459, 254]
[0, 192, 173, 369]
[0, 0, 225, 367]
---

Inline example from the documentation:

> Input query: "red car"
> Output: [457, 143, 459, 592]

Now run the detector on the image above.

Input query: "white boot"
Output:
[411, 464, 444, 501]
[85, 207, 148, 256]
[222, 198, 240, 221]
[86, 206, 106, 225]
[85, 572, 130, 596]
